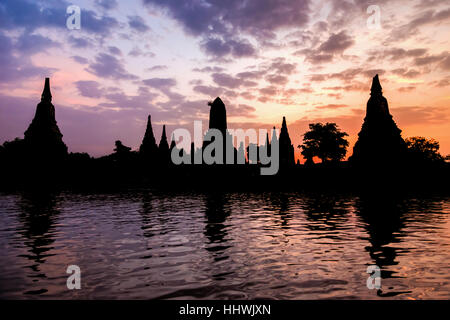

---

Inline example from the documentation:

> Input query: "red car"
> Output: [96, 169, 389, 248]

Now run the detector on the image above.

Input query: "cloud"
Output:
[307, 68, 385, 85]
[388, 8, 450, 42]
[0, 0, 119, 37]
[146, 65, 168, 72]
[227, 104, 257, 118]
[16, 33, 60, 54]
[323, 81, 368, 92]
[128, 46, 155, 58]
[201, 37, 256, 58]
[193, 66, 226, 73]
[318, 31, 354, 54]
[414, 52, 450, 69]
[391, 68, 421, 78]
[439, 54, 450, 70]
[68, 36, 92, 48]
[398, 86, 416, 92]
[236, 71, 267, 81]
[75, 81, 103, 98]
[211, 73, 244, 89]
[265, 74, 289, 85]
[95, 0, 118, 10]
[143, 78, 177, 89]
[430, 76, 450, 87]
[268, 58, 297, 75]
[309, 74, 328, 82]
[193, 85, 223, 97]
[300, 31, 354, 64]
[143, 0, 310, 38]
[128, 15, 151, 32]
[143, 0, 310, 58]
[108, 46, 122, 56]
[87, 53, 138, 80]
[0, 32, 56, 83]
[142, 78, 180, 100]
[367, 48, 428, 61]
[315, 104, 348, 110]
[71, 56, 89, 64]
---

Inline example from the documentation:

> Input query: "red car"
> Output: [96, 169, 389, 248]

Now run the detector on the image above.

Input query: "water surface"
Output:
[0, 190, 449, 299]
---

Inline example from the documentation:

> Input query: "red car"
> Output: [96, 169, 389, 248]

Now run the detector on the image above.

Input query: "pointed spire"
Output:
[140, 114, 158, 155]
[370, 74, 382, 96]
[282, 116, 287, 129]
[161, 125, 167, 140]
[280, 116, 289, 136]
[23, 77, 68, 159]
[159, 125, 169, 150]
[41, 77, 52, 102]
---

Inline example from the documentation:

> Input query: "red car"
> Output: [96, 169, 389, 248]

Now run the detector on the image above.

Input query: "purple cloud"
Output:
[87, 53, 138, 80]
[0, 0, 119, 36]
[0, 32, 55, 83]
[75, 81, 103, 98]
[128, 15, 151, 32]
[143, 0, 310, 58]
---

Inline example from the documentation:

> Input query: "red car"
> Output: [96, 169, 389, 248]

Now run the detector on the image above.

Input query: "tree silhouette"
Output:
[299, 122, 349, 164]
[114, 140, 131, 154]
[405, 136, 444, 163]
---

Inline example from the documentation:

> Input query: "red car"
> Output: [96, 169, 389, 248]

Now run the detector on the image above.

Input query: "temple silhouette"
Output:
[23, 78, 68, 162]
[0, 75, 448, 191]
[350, 75, 408, 166]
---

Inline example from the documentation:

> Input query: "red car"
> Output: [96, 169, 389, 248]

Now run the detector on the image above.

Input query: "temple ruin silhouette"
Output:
[0, 75, 448, 191]
[139, 115, 158, 162]
[350, 74, 408, 166]
[23, 78, 68, 162]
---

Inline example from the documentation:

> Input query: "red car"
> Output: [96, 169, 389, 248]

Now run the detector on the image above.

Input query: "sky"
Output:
[0, 0, 449, 160]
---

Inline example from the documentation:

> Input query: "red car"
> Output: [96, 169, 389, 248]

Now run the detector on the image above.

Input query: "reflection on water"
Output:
[0, 190, 449, 299]
[16, 192, 60, 295]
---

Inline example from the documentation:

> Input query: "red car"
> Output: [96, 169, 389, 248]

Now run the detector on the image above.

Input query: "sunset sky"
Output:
[0, 0, 449, 160]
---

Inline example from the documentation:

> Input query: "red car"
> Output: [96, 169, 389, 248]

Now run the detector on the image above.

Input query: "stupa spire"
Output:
[350, 74, 407, 166]
[282, 116, 287, 129]
[370, 74, 382, 96]
[158, 124, 170, 165]
[139, 115, 158, 156]
[278, 117, 295, 166]
[24, 77, 67, 160]
[159, 125, 169, 150]
[41, 77, 52, 102]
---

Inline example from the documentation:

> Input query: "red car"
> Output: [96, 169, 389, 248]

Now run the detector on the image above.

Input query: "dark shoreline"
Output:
[1, 162, 448, 195]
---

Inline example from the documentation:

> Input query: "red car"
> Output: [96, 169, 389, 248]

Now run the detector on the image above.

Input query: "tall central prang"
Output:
[350, 75, 407, 166]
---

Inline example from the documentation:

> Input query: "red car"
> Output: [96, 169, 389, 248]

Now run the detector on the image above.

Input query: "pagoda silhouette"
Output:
[139, 115, 158, 161]
[279, 116, 295, 167]
[350, 74, 407, 166]
[202, 97, 235, 164]
[23, 78, 68, 162]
